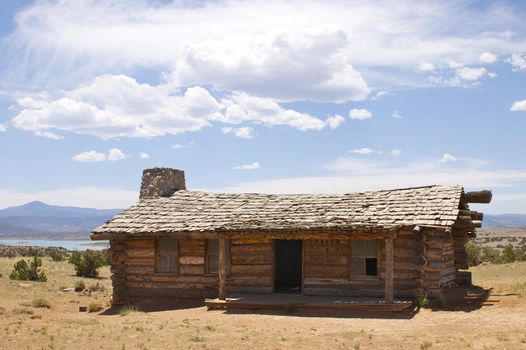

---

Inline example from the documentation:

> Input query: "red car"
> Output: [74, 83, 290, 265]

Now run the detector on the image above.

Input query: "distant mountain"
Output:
[483, 214, 526, 228]
[0, 201, 123, 238]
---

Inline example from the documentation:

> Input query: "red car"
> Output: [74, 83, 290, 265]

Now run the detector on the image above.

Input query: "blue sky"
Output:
[0, 0, 525, 214]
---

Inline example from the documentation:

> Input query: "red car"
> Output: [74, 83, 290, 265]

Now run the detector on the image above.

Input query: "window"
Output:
[206, 239, 219, 274]
[352, 240, 378, 276]
[156, 239, 178, 273]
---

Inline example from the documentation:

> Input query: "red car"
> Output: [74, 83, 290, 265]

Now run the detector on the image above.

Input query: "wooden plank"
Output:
[385, 238, 394, 304]
[126, 248, 155, 259]
[231, 254, 272, 265]
[231, 264, 272, 276]
[179, 265, 205, 275]
[218, 238, 226, 300]
[230, 245, 271, 255]
[179, 256, 205, 265]
[304, 255, 348, 265]
[303, 265, 349, 278]
[124, 239, 155, 249]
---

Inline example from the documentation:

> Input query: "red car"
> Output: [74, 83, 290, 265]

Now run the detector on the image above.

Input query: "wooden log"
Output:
[126, 248, 155, 259]
[218, 238, 226, 300]
[303, 255, 348, 265]
[179, 265, 205, 276]
[179, 256, 205, 265]
[231, 254, 272, 265]
[385, 238, 394, 303]
[124, 239, 154, 249]
[230, 245, 271, 255]
[230, 264, 272, 276]
[473, 220, 482, 228]
[464, 190, 492, 203]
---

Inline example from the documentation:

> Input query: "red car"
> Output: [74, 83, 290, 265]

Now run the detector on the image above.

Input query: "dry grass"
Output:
[1, 257, 526, 349]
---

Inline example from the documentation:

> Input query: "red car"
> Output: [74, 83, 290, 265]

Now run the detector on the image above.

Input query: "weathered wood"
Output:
[231, 254, 272, 265]
[218, 238, 226, 300]
[231, 264, 272, 276]
[126, 248, 155, 259]
[179, 256, 205, 265]
[179, 265, 205, 275]
[384, 238, 394, 303]
[464, 190, 492, 203]
[124, 239, 155, 249]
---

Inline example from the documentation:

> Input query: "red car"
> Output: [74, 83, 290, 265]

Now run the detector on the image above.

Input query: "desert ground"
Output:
[0, 257, 526, 350]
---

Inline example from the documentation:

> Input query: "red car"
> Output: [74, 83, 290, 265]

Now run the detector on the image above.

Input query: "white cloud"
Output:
[479, 52, 497, 64]
[221, 126, 254, 139]
[506, 53, 526, 72]
[218, 92, 327, 131]
[107, 148, 126, 161]
[234, 162, 260, 170]
[12, 74, 336, 139]
[139, 152, 150, 159]
[0, 187, 137, 209]
[488, 72, 498, 78]
[455, 66, 487, 81]
[0, 123, 6, 132]
[3, 0, 526, 95]
[511, 100, 526, 112]
[325, 115, 345, 129]
[418, 62, 435, 72]
[439, 153, 457, 163]
[72, 150, 106, 162]
[392, 110, 403, 119]
[371, 90, 387, 101]
[349, 108, 372, 120]
[34, 130, 63, 140]
[172, 144, 186, 150]
[350, 147, 377, 155]
[391, 149, 402, 156]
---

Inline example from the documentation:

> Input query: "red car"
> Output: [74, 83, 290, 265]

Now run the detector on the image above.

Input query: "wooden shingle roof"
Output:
[91, 185, 464, 237]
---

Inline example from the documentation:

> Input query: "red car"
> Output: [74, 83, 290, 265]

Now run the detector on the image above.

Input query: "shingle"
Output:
[92, 185, 464, 235]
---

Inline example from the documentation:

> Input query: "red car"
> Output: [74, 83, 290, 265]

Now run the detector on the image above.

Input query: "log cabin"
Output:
[91, 167, 491, 307]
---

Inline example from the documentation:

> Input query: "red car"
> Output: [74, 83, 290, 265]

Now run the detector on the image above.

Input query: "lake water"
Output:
[0, 239, 108, 251]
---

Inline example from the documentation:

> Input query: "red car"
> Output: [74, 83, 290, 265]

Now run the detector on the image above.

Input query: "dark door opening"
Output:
[274, 240, 302, 294]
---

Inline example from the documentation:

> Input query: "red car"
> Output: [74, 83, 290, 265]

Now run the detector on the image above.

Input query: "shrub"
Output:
[49, 250, 64, 262]
[9, 256, 47, 282]
[88, 302, 103, 313]
[465, 241, 481, 266]
[415, 294, 429, 308]
[31, 298, 51, 308]
[74, 280, 86, 292]
[88, 282, 105, 293]
[500, 245, 515, 264]
[119, 304, 141, 316]
[69, 250, 105, 278]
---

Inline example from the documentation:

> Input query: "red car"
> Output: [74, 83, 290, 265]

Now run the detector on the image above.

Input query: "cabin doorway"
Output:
[274, 240, 302, 294]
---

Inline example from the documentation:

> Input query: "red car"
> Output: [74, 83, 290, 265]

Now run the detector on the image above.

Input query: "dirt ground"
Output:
[1, 258, 526, 350]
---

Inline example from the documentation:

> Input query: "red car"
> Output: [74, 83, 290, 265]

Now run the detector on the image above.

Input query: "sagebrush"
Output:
[9, 256, 47, 282]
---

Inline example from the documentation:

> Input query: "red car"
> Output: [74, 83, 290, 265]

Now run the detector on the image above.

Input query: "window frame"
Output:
[155, 238, 179, 275]
[205, 238, 219, 276]
[349, 239, 380, 279]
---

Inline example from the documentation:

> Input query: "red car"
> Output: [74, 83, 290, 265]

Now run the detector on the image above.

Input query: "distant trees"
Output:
[465, 241, 526, 266]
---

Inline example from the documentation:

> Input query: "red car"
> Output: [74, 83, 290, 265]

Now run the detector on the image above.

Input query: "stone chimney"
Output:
[139, 168, 186, 199]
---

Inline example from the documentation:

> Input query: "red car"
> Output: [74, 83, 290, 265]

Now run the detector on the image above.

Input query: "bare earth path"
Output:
[1, 258, 526, 349]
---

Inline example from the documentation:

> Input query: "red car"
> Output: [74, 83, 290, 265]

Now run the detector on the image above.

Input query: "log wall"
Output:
[418, 228, 457, 299]
[227, 238, 273, 294]
[109, 238, 218, 302]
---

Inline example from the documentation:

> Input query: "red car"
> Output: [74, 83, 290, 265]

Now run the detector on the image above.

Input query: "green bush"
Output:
[9, 256, 47, 282]
[49, 250, 64, 262]
[500, 245, 515, 264]
[465, 241, 481, 266]
[415, 294, 429, 308]
[69, 250, 106, 278]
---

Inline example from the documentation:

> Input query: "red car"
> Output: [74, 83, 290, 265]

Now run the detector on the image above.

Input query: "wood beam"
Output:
[218, 238, 227, 300]
[385, 238, 394, 304]
[464, 190, 492, 204]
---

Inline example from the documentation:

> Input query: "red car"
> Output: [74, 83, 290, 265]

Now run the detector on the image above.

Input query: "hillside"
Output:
[0, 201, 123, 238]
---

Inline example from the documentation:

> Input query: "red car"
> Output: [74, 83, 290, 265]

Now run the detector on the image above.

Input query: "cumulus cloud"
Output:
[455, 66, 487, 81]
[172, 144, 187, 150]
[506, 53, 526, 72]
[107, 148, 126, 161]
[325, 115, 345, 129]
[11, 74, 336, 139]
[392, 110, 403, 119]
[350, 147, 377, 155]
[349, 109, 372, 120]
[418, 62, 435, 72]
[511, 100, 526, 111]
[221, 126, 254, 139]
[3, 0, 526, 96]
[72, 150, 106, 162]
[391, 149, 402, 156]
[234, 162, 260, 170]
[139, 152, 150, 159]
[34, 130, 63, 140]
[479, 52, 497, 64]
[439, 153, 457, 163]
[371, 90, 387, 100]
[0, 123, 6, 132]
